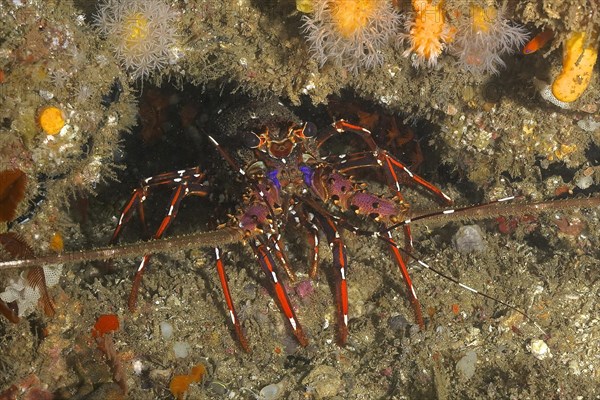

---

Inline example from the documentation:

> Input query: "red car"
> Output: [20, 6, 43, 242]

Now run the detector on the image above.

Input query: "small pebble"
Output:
[387, 314, 409, 334]
[208, 381, 230, 396]
[302, 365, 342, 398]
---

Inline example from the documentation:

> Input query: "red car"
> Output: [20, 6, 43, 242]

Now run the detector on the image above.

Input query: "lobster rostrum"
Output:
[106, 107, 457, 352]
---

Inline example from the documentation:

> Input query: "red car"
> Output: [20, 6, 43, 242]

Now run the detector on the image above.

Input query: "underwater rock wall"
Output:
[0, 1, 599, 398]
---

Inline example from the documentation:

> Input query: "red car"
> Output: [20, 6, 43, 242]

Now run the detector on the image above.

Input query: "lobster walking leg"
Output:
[381, 231, 424, 328]
[267, 234, 297, 282]
[214, 247, 249, 352]
[326, 120, 452, 205]
[109, 167, 208, 310]
[307, 206, 350, 345]
[302, 210, 321, 278]
[250, 240, 308, 347]
[110, 167, 206, 244]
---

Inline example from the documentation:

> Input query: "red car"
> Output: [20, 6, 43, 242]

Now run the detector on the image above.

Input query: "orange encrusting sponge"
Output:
[38, 106, 66, 135]
[552, 31, 598, 103]
[170, 364, 206, 400]
[91, 314, 120, 338]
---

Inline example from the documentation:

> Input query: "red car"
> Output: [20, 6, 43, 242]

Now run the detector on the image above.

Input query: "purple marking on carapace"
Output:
[267, 169, 281, 190]
[349, 192, 399, 218]
[299, 165, 313, 187]
[239, 204, 270, 232]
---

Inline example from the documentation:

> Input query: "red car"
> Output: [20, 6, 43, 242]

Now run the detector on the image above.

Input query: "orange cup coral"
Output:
[401, 0, 455, 67]
[302, 0, 400, 73]
[551, 31, 598, 103]
[94, 0, 178, 79]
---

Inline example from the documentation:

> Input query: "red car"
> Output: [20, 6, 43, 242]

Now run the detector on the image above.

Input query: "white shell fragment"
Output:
[528, 339, 552, 360]
[259, 380, 286, 400]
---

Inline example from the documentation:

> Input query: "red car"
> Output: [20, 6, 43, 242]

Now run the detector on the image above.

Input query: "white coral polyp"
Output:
[94, 0, 179, 80]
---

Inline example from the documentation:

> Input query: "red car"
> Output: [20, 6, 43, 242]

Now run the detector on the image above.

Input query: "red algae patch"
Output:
[0, 169, 27, 222]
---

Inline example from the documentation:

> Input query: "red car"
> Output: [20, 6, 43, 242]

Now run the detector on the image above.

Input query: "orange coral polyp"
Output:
[330, 0, 376, 38]
[404, 0, 453, 67]
[471, 5, 496, 33]
[123, 13, 149, 49]
[38, 106, 65, 135]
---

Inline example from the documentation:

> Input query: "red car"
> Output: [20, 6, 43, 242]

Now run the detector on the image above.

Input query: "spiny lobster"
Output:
[106, 114, 456, 352]
[2, 111, 598, 351]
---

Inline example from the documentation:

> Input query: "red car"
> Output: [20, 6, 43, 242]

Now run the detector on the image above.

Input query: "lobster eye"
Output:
[302, 121, 317, 138]
[243, 131, 261, 148]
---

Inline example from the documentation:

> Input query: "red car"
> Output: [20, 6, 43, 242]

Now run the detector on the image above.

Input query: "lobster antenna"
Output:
[352, 196, 600, 336]
[376, 234, 547, 335]
[386, 195, 600, 232]
[0, 227, 247, 272]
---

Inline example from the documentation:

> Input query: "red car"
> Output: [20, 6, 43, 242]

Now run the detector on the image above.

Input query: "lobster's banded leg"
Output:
[110, 167, 206, 244]
[127, 172, 209, 311]
[303, 211, 321, 278]
[288, 203, 321, 278]
[249, 240, 308, 347]
[214, 247, 249, 352]
[381, 152, 452, 205]
[129, 184, 186, 310]
[327, 120, 452, 205]
[110, 187, 147, 244]
[267, 234, 296, 283]
[309, 208, 350, 345]
[382, 231, 425, 328]
[373, 226, 546, 335]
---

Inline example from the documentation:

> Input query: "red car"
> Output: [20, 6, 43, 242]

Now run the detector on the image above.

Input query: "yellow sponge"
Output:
[552, 32, 598, 103]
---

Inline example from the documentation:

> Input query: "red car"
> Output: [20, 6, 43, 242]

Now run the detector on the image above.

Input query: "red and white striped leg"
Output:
[309, 208, 350, 345]
[110, 167, 208, 310]
[214, 247, 250, 352]
[250, 240, 308, 347]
